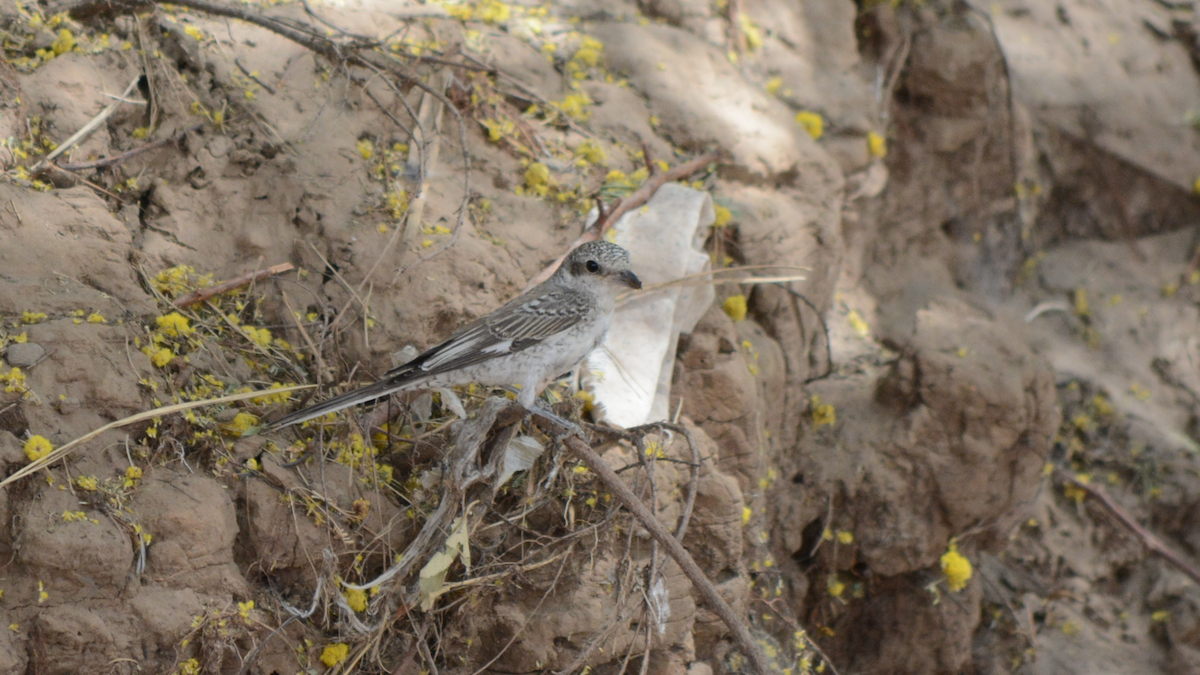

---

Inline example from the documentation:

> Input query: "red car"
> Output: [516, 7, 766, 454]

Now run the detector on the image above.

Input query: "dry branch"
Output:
[531, 414, 772, 675]
[172, 262, 295, 308]
[31, 75, 141, 172]
[526, 151, 721, 288]
[59, 123, 205, 171]
[1057, 469, 1200, 586]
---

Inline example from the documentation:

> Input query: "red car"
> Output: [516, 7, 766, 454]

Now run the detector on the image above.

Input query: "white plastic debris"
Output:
[582, 183, 715, 428]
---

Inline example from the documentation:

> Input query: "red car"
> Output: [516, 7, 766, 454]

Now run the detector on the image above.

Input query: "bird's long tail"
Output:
[268, 374, 420, 430]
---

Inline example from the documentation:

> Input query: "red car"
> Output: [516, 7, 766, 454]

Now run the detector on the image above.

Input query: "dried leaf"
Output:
[496, 435, 545, 488]
[418, 515, 471, 610]
[437, 388, 467, 419]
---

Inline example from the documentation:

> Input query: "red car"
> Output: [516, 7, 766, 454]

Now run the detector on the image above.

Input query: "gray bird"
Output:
[270, 241, 642, 429]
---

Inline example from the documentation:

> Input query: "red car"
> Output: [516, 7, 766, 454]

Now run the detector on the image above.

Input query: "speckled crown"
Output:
[566, 241, 631, 266]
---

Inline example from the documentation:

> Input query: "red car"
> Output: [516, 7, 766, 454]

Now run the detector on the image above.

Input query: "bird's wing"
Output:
[269, 287, 590, 429]
[400, 286, 592, 377]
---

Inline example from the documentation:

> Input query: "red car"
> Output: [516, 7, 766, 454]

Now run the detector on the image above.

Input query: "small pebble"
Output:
[5, 342, 45, 368]
[391, 344, 420, 368]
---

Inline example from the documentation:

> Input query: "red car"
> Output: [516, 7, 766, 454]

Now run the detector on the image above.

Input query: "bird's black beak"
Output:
[619, 269, 642, 290]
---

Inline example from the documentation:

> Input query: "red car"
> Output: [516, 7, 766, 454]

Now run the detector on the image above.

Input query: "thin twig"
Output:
[756, 597, 842, 675]
[280, 290, 325, 385]
[525, 152, 720, 288]
[31, 75, 141, 171]
[172, 262, 295, 308]
[1056, 469, 1200, 586]
[58, 123, 204, 171]
[783, 285, 834, 384]
[235, 57, 277, 94]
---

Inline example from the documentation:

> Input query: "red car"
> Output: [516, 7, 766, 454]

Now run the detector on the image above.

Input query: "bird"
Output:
[269, 241, 642, 430]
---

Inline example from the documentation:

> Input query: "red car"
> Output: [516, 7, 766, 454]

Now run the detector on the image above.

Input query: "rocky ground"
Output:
[1, 0, 1200, 674]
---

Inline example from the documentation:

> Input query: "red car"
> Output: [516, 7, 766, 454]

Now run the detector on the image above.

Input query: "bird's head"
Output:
[558, 241, 642, 294]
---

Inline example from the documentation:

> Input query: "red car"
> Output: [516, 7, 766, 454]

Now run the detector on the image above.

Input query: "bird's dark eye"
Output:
[585, 260, 600, 273]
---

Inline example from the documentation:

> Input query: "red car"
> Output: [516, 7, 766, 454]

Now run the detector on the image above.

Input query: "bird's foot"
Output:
[528, 401, 588, 445]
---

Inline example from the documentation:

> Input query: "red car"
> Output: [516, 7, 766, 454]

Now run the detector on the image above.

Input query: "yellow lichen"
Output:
[1073, 288, 1090, 318]
[74, 476, 98, 491]
[23, 435, 53, 462]
[243, 326, 273, 347]
[574, 139, 606, 165]
[826, 575, 845, 597]
[868, 131, 887, 158]
[156, 312, 194, 338]
[723, 295, 747, 322]
[847, 310, 870, 338]
[476, 0, 511, 24]
[810, 395, 836, 428]
[2, 367, 27, 393]
[524, 162, 551, 196]
[357, 138, 374, 160]
[21, 311, 48, 324]
[712, 204, 732, 227]
[224, 412, 258, 437]
[146, 347, 173, 368]
[572, 35, 603, 67]
[345, 587, 368, 612]
[152, 265, 201, 296]
[737, 13, 762, 50]
[553, 91, 592, 122]
[251, 382, 293, 405]
[51, 29, 75, 56]
[940, 542, 972, 591]
[320, 643, 349, 667]
[795, 111, 824, 139]
[1064, 473, 1090, 504]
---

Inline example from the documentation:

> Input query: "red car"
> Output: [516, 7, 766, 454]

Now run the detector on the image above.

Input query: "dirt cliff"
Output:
[1, 0, 1199, 674]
